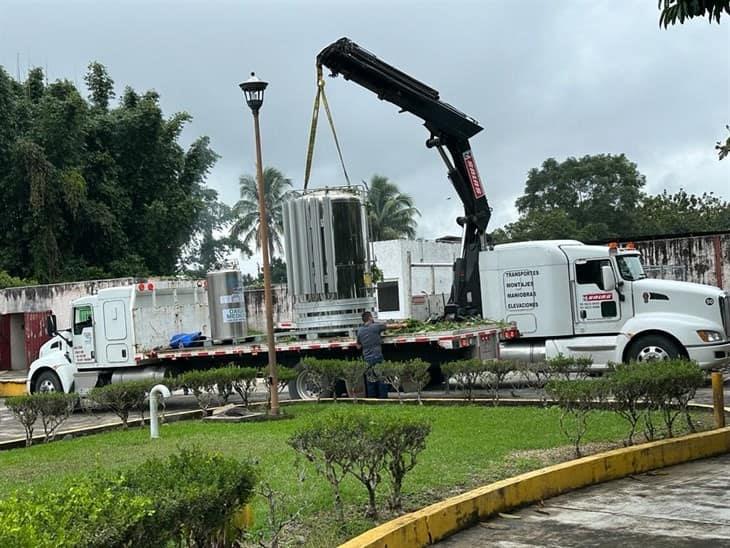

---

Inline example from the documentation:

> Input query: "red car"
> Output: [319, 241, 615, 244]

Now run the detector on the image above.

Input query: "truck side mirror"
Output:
[46, 314, 57, 337]
[601, 266, 616, 292]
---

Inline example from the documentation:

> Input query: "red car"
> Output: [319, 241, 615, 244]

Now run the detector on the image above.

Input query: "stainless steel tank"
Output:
[282, 187, 375, 329]
[206, 269, 247, 340]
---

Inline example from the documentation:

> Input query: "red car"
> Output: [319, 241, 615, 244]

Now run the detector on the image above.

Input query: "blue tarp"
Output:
[169, 332, 203, 348]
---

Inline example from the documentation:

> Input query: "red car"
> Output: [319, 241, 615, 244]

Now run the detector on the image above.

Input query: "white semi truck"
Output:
[482, 240, 730, 369]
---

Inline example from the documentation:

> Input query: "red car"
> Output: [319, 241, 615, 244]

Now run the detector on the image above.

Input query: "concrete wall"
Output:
[627, 232, 729, 289]
[372, 239, 460, 320]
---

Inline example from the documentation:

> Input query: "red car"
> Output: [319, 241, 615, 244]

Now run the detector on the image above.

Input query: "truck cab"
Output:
[481, 240, 730, 369]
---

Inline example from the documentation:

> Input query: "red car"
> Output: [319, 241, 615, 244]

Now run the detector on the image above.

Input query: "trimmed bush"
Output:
[441, 359, 484, 400]
[0, 447, 255, 548]
[35, 392, 78, 442]
[482, 359, 513, 405]
[229, 366, 259, 409]
[401, 359, 430, 405]
[5, 395, 41, 447]
[546, 378, 609, 457]
[87, 380, 155, 428]
[5, 392, 78, 446]
[289, 408, 432, 519]
[176, 370, 220, 415]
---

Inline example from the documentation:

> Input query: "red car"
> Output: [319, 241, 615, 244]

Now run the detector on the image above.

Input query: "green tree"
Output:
[501, 154, 646, 242]
[659, 0, 729, 27]
[0, 63, 220, 282]
[366, 175, 420, 241]
[634, 189, 730, 235]
[230, 167, 292, 258]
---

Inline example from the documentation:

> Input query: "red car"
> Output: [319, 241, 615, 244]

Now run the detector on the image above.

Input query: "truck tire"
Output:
[35, 370, 62, 393]
[626, 334, 681, 363]
[289, 367, 322, 401]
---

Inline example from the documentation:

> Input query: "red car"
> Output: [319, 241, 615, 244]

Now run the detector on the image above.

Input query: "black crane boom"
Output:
[317, 37, 491, 318]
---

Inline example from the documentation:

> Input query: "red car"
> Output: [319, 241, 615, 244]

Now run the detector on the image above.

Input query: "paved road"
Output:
[439, 453, 730, 547]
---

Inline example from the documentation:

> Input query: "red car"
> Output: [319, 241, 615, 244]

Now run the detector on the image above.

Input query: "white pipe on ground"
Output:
[149, 384, 171, 439]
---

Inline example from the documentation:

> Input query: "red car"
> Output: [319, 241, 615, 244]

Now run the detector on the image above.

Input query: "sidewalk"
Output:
[439, 453, 730, 547]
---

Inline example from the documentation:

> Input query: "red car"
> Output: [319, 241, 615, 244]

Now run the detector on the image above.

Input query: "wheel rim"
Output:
[38, 378, 57, 393]
[295, 370, 321, 401]
[636, 345, 671, 362]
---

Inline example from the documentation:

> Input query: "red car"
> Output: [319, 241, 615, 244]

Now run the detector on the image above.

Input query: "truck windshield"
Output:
[616, 255, 646, 281]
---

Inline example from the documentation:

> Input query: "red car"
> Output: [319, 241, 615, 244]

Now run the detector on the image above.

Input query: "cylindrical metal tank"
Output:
[206, 269, 247, 340]
[282, 187, 375, 329]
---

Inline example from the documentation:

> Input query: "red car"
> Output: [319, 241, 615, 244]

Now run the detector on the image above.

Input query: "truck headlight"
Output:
[697, 330, 722, 343]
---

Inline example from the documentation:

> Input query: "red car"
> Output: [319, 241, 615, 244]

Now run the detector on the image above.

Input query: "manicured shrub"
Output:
[441, 359, 484, 400]
[380, 414, 431, 511]
[482, 359, 513, 405]
[288, 409, 358, 520]
[0, 447, 255, 548]
[545, 354, 592, 380]
[264, 366, 297, 409]
[301, 358, 341, 402]
[546, 378, 609, 457]
[401, 359, 430, 405]
[5, 395, 40, 447]
[122, 446, 256, 546]
[229, 366, 259, 408]
[5, 392, 78, 446]
[338, 359, 367, 402]
[289, 408, 432, 518]
[35, 392, 78, 442]
[176, 370, 220, 415]
[378, 361, 405, 403]
[87, 380, 155, 428]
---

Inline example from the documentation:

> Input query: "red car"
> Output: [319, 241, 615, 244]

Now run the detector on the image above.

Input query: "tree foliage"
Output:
[492, 154, 730, 242]
[230, 167, 291, 259]
[366, 174, 420, 241]
[0, 63, 224, 283]
[659, 0, 729, 27]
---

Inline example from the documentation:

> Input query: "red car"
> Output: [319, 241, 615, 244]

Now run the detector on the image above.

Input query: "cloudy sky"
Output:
[1, 0, 728, 271]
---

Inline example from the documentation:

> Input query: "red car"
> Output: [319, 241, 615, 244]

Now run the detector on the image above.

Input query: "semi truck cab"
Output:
[482, 240, 730, 369]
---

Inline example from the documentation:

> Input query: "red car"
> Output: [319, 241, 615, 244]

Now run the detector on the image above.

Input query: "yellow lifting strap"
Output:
[303, 64, 351, 190]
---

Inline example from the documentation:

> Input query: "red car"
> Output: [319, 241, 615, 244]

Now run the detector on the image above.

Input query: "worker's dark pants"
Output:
[364, 357, 388, 398]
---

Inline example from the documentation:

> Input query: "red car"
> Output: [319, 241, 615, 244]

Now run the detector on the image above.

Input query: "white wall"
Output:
[372, 239, 460, 320]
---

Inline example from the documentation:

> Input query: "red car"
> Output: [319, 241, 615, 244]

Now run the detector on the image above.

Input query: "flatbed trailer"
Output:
[138, 323, 518, 399]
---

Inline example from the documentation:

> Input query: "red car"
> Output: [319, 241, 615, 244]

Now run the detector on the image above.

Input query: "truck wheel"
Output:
[289, 368, 322, 401]
[626, 334, 681, 363]
[35, 370, 62, 393]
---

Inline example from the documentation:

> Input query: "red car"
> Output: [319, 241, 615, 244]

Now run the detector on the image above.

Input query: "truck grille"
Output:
[721, 295, 730, 339]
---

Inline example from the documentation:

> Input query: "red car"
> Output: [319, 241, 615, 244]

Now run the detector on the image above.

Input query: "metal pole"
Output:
[712, 371, 725, 429]
[252, 110, 279, 416]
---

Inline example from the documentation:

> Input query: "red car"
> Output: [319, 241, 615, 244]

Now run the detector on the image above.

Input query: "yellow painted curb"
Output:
[340, 426, 730, 547]
[0, 381, 27, 397]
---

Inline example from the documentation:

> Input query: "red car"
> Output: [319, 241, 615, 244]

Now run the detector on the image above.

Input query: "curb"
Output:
[340, 426, 730, 547]
[0, 381, 26, 397]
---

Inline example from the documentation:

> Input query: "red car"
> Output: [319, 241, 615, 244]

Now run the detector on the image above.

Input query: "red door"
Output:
[0, 315, 10, 370]
[24, 311, 52, 368]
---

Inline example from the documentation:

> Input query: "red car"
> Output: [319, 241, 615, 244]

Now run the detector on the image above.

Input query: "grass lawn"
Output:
[0, 403, 700, 545]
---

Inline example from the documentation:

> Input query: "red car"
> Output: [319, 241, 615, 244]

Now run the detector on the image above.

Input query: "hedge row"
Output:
[546, 359, 705, 455]
[0, 447, 255, 548]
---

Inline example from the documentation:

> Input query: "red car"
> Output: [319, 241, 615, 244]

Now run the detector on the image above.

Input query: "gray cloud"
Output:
[1, 0, 728, 247]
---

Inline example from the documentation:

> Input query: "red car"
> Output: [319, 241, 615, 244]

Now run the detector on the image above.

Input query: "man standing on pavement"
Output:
[356, 311, 404, 398]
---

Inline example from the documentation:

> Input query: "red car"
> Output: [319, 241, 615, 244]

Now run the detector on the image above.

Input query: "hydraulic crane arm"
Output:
[317, 37, 491, 317]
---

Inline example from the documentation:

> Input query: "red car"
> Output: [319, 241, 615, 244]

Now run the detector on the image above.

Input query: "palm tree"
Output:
[230, 167, 292, 258]
[366, 175, 420, 241]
